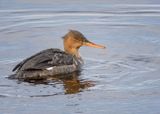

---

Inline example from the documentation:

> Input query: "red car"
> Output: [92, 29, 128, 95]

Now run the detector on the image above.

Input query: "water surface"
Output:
[0, 0, 160, 114]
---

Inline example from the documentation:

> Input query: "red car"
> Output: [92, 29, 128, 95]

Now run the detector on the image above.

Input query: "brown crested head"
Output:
[62, 30, 106, 57]
[63, 30, 88, 45]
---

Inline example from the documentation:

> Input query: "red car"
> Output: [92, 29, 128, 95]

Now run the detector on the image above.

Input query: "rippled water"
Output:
[1, 0, 160, 114]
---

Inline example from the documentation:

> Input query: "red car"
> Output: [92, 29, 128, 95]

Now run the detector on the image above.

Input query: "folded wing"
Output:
[13, 48, 74, 72]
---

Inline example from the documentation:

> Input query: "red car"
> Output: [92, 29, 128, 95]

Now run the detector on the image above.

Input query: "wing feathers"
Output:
[12, 48, 74, 72]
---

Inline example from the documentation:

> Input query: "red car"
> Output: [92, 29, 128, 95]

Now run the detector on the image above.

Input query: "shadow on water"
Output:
[9, 71, 95, 95]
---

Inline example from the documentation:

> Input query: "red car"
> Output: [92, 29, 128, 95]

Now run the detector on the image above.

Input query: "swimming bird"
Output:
[12, 30, 105, 80]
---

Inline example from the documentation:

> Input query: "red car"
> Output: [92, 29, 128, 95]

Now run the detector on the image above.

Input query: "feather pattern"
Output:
[13, 48, 74, 72]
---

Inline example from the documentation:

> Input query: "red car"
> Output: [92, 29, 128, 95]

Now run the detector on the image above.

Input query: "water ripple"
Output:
[1, 5, 160, 32]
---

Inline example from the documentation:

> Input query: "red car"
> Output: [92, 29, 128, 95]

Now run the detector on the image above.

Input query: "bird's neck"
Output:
[64, 46, 81, 58]
[63, 37, 82, 59]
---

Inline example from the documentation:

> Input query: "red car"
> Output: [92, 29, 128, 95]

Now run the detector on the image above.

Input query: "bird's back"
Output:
[12, 48, 80, 79]
[13, 48, 74, 71]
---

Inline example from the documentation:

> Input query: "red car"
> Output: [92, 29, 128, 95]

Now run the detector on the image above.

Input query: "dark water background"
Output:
[0, 0, 160, 114]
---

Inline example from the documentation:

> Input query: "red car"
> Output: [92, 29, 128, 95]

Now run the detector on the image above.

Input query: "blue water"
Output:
[0, 0, 160, 114]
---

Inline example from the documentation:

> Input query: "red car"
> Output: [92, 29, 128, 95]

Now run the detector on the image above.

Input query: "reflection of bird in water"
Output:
[11, 30, 105, 80]
[22, 71, 94, 95]
[62, 72, 94, 94]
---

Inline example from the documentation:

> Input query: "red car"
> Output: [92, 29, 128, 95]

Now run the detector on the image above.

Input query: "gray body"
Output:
[12, 48, 83, 80]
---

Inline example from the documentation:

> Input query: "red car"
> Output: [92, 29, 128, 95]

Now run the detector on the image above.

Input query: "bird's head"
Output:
[62, 30, 106, 57]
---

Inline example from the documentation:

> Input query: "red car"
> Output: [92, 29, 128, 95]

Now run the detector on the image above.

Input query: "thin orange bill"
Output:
[84, 41, 106, 49]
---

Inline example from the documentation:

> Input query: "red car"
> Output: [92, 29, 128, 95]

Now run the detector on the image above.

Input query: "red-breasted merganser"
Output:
[12, 30, 105, 80]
